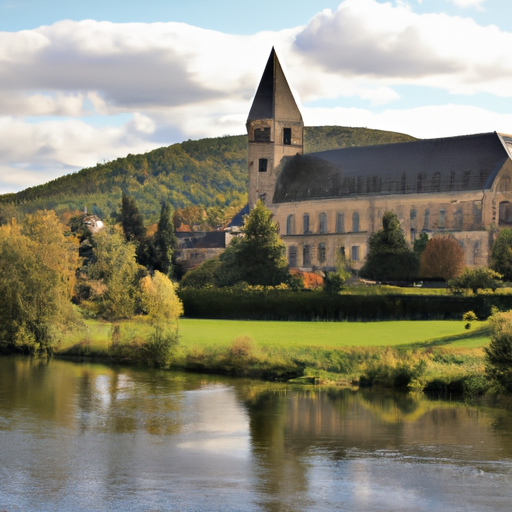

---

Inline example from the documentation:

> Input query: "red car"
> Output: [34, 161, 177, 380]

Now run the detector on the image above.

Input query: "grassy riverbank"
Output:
[55, 318, 492, 395]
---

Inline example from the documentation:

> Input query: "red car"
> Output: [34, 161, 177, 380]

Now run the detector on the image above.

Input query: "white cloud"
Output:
[0, 1, 511, 193]
[447, 0, 488, 9]
[294, 0, 512, 96]
[303, 104, 512, 140]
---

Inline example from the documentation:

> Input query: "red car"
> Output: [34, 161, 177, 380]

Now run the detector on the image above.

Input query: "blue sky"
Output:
[1, 0, 512, 193]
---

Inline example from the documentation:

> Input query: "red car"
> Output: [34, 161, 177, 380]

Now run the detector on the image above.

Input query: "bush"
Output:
[485, 310, 512, 391]
[323, 272, 345, 294]
[449, 268, 503, 294]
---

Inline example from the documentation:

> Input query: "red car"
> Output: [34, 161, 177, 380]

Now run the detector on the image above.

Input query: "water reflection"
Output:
[1, 356, 512, 511]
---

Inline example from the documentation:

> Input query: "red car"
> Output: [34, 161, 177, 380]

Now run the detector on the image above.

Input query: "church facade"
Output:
[247, 49, 512, 271]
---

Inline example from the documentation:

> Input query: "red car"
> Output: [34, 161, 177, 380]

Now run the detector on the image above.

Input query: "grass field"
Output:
[177, 319, 489, 349]
[55, 317, 493, 393]
[59, 318, 490, 352]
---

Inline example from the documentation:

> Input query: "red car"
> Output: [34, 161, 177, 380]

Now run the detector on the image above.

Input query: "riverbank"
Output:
[50, 318, 493, 395]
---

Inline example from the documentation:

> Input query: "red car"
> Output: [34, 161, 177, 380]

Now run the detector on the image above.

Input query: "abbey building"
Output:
[247, 49, 512, 271]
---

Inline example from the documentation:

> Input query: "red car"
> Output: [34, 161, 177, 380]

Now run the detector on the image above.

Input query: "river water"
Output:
[1, 356, 512, 511]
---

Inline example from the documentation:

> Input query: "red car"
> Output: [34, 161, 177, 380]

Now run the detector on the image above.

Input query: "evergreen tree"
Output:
[121, 193, 146, 243]
[153, 202, 178, 276]
[216, 200, 291, 287]
[490, 228, 512, 281]
[359, 211, 418, 280]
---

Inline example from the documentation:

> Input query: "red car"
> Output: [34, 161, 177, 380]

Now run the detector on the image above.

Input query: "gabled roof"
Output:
[247, 48, 302, 125]
[273, 132, 511, 203]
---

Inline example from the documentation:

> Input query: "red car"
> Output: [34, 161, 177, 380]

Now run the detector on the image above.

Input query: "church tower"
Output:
[247, 48, 303, 208]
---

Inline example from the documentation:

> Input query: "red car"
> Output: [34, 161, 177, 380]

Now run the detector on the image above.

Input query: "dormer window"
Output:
[283, 128, 291, 145]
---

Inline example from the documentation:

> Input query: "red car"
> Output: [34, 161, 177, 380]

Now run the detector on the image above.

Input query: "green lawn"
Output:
[177, 319, 489, 349]
[59, 318, 490, 354]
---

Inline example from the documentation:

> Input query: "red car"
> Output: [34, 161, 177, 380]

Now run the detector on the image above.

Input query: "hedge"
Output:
[177, 289, 512, 321]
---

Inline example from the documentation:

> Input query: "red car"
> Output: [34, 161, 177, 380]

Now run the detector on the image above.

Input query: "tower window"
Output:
[283, 128, 291, 145]
[258, 158, 268, 173]
[254, 127, 270, 142]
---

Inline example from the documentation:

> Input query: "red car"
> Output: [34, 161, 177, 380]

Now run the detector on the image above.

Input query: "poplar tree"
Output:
[121, 193, 146, 243]
[153, 202, 177, 276]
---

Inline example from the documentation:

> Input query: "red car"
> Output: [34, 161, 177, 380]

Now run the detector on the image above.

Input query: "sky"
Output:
[1, 0, 512, 194]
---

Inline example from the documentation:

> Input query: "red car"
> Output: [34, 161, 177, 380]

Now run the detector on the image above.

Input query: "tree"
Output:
[359, 211, 418, 280]
[138, 271, 183, 366]
[152, 202, 177, 276]
[448, 267, 503, 293]
[0, 216, 80, 354]
[413, 232, 429, 258]
[180, 258, 222, 288]
[121, 193, 146, 243]
[419, 236, 465, 280]
[490, 228, 512, 281]
[215, 200, 291, 287]
[85, 228, 143, 320]
[485, 310, 512, 391]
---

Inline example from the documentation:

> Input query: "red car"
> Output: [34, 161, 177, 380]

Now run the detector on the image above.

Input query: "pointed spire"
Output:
[247, 48, 302, 124]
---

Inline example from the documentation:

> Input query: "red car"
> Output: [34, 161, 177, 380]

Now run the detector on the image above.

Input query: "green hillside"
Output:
[0, 126, 416, 223]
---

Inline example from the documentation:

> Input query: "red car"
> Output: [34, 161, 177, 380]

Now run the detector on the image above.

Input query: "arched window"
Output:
[473, 201, 482, 227]
[318, 243, 326, 263]
[303, 214, 310, 234]
[352, 212, 360, 233]
[454, 208, 463, 230]
[288, 246, 297, 267]
[336, 213, 345, 233]
[319, 212, 327, 234]
[303, 245, 311, 266]
[499, 202, 512, 226]
[286, 215, 295, 235]
[438, 209, 445, 229]
[423, 209, 430, 230]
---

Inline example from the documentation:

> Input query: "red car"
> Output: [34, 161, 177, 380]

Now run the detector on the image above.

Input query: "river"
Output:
[1, 356, 512, 511]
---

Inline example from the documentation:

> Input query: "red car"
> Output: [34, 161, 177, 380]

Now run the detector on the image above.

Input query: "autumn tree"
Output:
[419, 236, 465, 280]
[0, 213, 80, 354]
[490, 228, 512, 281]
[84, 228, 144, 320]
[215, 200, 291, 287]
[359, 211, 418, 280]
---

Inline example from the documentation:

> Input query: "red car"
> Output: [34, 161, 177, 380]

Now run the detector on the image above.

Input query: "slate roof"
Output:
[273, 132, 512, 203]
[247, 48, 302, 125]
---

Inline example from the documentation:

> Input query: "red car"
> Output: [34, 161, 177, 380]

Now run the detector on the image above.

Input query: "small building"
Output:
[175, 231, 234, 271]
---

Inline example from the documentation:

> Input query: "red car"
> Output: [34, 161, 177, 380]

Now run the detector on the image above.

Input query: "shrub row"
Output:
[178, 288, 512, 321]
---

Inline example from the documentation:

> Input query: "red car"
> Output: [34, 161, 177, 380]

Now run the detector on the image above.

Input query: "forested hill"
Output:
[0, 126, 416, 223]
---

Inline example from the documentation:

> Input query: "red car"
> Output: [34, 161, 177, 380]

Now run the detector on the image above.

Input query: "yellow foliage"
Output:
[140, 271, 183, 323]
